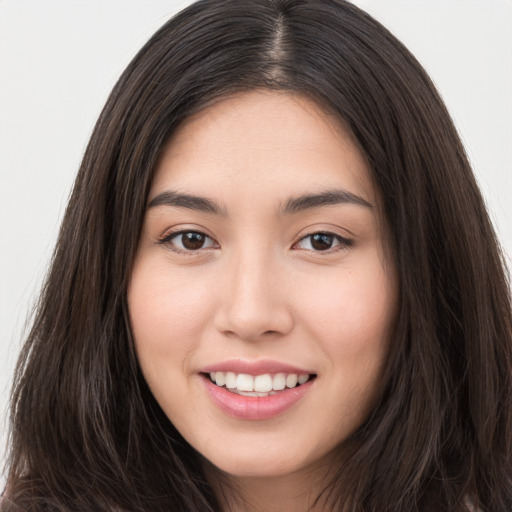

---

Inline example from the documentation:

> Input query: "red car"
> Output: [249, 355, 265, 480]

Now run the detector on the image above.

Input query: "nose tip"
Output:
[218, 307, 292, 342]
[214, 262, 294, 342]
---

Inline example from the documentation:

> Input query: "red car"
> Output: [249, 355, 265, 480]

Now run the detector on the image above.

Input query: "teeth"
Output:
[215, 372, 226, 387]
[273, 373, 286, 390]
[254, 374, 273, 392]
[298, 374, 310, 385]
[236, 373, 254, 391]
[285, 374, 298, 388]
[237, 390, 277, 397]
[225, 371, 236, 388]
[208, 371, 312, 393]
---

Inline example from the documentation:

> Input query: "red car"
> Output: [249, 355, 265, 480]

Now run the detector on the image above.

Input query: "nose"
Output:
[214, 250, 294, 342]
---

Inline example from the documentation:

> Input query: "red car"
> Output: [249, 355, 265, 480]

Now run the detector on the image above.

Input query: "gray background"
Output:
[1, 0, 511, 485]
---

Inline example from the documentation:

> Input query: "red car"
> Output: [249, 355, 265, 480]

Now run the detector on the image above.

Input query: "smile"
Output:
[209, 371, 312, 397]
[201, 367, 316, 420]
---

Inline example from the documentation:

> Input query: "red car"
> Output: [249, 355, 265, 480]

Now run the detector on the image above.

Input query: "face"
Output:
[129, 91, 398, 482]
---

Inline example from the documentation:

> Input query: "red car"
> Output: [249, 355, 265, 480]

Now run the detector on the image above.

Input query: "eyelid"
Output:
[157, 223, 216, 243]
[292, 230, 354, 253]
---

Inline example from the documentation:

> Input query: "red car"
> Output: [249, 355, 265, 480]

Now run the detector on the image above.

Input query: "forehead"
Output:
[152, 90, 376, 206]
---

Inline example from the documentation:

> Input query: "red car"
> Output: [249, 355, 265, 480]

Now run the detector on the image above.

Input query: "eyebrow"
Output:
[147, 188, 372, 216]
[147, 191, 227, 215]
[281, 189, 373, 214]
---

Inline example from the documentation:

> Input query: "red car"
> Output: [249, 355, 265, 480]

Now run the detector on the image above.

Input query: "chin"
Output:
[199, 436, 336, 481]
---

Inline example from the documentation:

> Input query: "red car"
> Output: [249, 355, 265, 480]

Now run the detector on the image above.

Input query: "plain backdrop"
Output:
[1, 0, 511, 485]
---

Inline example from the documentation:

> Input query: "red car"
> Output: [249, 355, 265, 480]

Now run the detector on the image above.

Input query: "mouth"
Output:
[199, 360, 317, 420]
[202, 371, 317, 397]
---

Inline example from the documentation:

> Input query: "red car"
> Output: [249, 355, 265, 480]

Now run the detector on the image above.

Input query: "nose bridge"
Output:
[216, 244, 292, 340]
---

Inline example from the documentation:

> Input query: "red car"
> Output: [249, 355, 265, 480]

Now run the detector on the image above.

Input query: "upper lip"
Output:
[200, 358, 315, 376]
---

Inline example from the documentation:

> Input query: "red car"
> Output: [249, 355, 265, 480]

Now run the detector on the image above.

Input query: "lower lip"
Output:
[201, 375, 314, 420]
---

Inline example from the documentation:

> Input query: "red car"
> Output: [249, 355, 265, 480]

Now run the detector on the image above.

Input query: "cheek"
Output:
[301, 263, 396, 341]
[127, 259, 214, 377]
[295, 253, 397, 391]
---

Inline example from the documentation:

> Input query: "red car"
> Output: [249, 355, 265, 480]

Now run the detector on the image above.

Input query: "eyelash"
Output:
[157, 229, 354, 254]
[158, 230, 218, 255]
[292, 232, 354, 252]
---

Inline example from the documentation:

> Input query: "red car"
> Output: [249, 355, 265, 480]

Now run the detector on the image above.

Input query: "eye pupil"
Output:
[182, 232, 205, 250]
[311, 233, 333, 251]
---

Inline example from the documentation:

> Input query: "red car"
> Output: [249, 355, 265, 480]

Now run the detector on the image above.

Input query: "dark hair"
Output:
[3, 0, 512, 510]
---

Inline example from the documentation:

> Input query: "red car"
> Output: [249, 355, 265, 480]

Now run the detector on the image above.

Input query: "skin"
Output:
[128, 90, 398, 511]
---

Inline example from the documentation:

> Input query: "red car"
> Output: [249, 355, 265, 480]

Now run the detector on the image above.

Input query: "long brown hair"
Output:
[3, 1, 512, 510]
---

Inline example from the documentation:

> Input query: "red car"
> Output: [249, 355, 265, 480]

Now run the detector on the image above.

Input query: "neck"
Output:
[205, 461, 343, 512]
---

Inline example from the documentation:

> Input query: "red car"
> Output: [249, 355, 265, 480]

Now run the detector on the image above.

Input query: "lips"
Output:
[200, 359, 316, 420]
[201, 359, 315, 376]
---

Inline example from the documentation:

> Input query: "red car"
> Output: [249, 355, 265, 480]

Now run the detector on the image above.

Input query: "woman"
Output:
[3, 0, 512, 510]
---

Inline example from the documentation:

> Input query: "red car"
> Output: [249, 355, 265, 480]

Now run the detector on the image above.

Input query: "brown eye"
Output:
[182, 232, 207, 250]
[310, 233, 334, 251]
[294, 232, 353, 252]
[159, 230, 217, 252]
